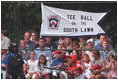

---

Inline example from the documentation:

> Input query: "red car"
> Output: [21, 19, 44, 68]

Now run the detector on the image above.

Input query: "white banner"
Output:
[40, 4, 107, 37]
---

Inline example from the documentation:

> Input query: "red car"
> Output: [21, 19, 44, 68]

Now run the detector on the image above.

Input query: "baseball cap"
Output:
[65, 55, 77, 62]
[1, 50, 7, 55]
[52, 50, 62, 54]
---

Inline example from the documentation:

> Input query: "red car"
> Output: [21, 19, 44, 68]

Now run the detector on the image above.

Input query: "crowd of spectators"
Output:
[1, 30, 117, 79]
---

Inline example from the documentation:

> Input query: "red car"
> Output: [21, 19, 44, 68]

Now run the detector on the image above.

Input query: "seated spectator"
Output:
[64, 37, 72, 49]
[50, 50, 68, 79]
[82, 54, 92, 79]
[34, 38, 52, 66]
[1, 50, 7, 79]
[70, 40, 80, 55]
[50, 50, 63, 68]
[44, 37, 57, 49]
[90, 51, 106, 79]
[106, 54, 117, 79]
[1, 30, 11, 49]
[36, 54, 51, 79]
[78, 37, 86, 49]
[61, 46, 70, 56]
[24, 32, 37, 49]
[30, 31, 39, 47]
[84, 42, 94, 61]
[65, 55, 84, 79]
[25, 51, 39, 79]
[100, 40, 116, 63]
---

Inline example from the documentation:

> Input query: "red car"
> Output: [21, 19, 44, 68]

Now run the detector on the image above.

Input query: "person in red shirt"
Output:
[65, 55, 84, 79]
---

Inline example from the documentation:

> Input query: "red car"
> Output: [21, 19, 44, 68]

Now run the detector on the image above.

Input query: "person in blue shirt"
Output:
[24, 32, 37, 49]
[95, 34, 113, 50]
[50, 50, 64, 78]
[22, 32, 37, 62]
[100, 40, 116, 63]
[5, 43, 24, 79]
[34, 38, 52, 66]
[50, 50, 63, 67]
[1, 50, 7, 79]
[44, 37, 57, 50]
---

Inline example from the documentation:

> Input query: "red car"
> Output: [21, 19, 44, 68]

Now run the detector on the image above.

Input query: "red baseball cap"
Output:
[1, 50, 7, 55]
[65, 55, 77, 62]
[52, 50, 62, 54]
[92, 65, 101, 69]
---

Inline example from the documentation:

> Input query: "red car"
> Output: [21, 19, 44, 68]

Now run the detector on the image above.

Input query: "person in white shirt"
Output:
[36, 54, 51, 79]
[84, 42, 94, 61]
[82, 54, 92, 79]
[1, 30, 11, 49]
[25, 51, 40, 79]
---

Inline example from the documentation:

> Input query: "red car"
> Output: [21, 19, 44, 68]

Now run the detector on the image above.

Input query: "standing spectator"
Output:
[55, 37, 64, 46]
[30, 31, 39, 47]
[78, 37, 86, 49]
[95, 34, 112, 49]
[106, 54, 117, 79]
[1, 30, 11, 49]
[5, 43, 24, 79]
[1, 50, 7, 79]
[44, 37, 57, 49]
[25, 51, 39, 79]
[100, 40, 116, 63]
[24, 32, 36, 49]
[57, 40, 65, 49]
[34, 38, 52, 66]
[64, 37, 72, 49]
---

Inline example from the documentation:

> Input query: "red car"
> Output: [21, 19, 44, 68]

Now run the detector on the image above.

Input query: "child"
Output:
[50, 50, 64, 78]
[57, 40, 65, 49]
[51, 50, 63, 68]
[1, 50, 7, 79]
[65, 55, 84, 79]
[36, 54, 51, 79]
[70, 40, 80, 55]
[106, 54, 117, 79]
[25, 51, 39, 79]
[90, 51, 106, 79]
[85, 42, 94, 61]
[82, 54, 92, 79]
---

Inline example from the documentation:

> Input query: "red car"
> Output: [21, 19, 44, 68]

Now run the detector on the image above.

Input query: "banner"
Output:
[40, 4, 107, 37]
